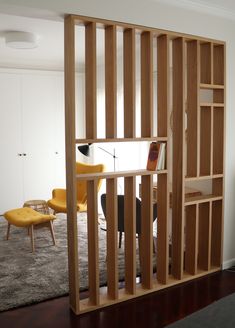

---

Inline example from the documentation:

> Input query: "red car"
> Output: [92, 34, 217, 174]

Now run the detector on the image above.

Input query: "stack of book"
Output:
[146, 142, 166, 171]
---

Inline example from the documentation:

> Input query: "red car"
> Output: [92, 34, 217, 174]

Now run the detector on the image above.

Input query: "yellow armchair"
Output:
[47, 162, 105, 214]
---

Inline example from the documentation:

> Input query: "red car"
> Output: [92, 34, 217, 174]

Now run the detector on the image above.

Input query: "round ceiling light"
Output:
[5, 31, 38, 49]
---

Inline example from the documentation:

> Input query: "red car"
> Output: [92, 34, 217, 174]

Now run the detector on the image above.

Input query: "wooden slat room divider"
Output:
[64, 14, 225, 314]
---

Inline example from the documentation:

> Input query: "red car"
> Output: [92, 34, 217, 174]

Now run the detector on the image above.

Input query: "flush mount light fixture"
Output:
[5, 31, 39, 49]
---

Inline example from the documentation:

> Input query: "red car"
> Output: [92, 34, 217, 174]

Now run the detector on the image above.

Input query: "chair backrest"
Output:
[101, 194, 157, 234]
[76, 162, 105, 204]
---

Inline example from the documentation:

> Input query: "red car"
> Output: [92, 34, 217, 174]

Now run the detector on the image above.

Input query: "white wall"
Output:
[0, 0, 234, 267]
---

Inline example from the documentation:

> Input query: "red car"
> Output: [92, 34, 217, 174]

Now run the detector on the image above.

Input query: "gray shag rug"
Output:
[0, 213, 143, 312]
[166, 292, 235, 328]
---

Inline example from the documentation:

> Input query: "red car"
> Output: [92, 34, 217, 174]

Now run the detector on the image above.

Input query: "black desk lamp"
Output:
[77, 144, 118, 171]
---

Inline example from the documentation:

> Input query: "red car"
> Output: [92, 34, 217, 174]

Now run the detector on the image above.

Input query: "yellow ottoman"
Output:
[4, 207, 56, 253]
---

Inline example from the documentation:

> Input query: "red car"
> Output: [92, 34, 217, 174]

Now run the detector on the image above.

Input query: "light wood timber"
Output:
[87, 180, 100, 305]
[64, 14, 225, 315]
[198, 202, 211, 271]
[105, 25, 117, 138]
[124, 176, 136, 294]
[85, 22, 97, 139]
[211, 200, 223, 266]
[213, 44, 224, 85]
[71, 14, 225, 45]
[78, 267, 221, 314]
[157, 173, 169, 283]
[187, 40, 199, 177]
[157, 34, 169, 137]
[141, 31, 153, 137]
[185, 204, 198, 275]
[200, 43, 212, 84]
[213, 108, 224, 174]
[64, 15, 80, 314]
[200, 107, 211, 176]
[76, 169, 167, 181]
[140, 175, 153, 289]
[185, 195, 222, 206]
[106, 178, 118, 299]
[124, 28, 136, 138]
[76, 137, 168, 143]
[172, 37, 185, 280]
[156, 34, 169, 284]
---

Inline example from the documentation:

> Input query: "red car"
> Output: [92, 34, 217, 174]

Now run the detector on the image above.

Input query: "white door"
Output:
[54, 74, 66, 188]
[21, 73, 58, 202]
[0, 73, 24, 214]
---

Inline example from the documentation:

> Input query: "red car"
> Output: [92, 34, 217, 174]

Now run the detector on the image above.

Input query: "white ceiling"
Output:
[0, 1, 235, 70]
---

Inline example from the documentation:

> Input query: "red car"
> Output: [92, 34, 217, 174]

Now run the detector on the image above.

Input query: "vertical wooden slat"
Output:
[210, 106, 214, 175]
[172, 37, 185, 280]
[106, 178, 118, 299]
[85, 22, 97, 139]
[210, 43, 213, 84]
[141, 31, 153, 137]
[200, 43, 211, 84]
[187, 40, 199, 177]
[87, 180, 99, 305]
[211, 200, 223, 266]
[198, 202, 211, 271]
[213, 108, 224, 174]
[124, 28, 136, 138]
[64, 15, 80, 314]
[157, 34, 169, 137]
[105, 25, 117, 138]
[140, 174, 153, 289]
[157, 35, 169, 283]
[124, 176, 136, 294]
[185, 204, 198, 275]
[200, 107, 211, 176]
[157, 173, 169, 283]
[213, 45, 224, 85]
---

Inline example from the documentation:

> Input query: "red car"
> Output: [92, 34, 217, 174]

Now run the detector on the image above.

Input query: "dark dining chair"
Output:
[101, 194, 157, 250]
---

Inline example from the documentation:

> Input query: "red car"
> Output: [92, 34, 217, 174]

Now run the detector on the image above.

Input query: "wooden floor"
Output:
[1, 269, 235, 328]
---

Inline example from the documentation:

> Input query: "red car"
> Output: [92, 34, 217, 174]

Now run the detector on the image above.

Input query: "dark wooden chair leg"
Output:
[49, 220, 56, 246]
[6, 223, 11, 240]
[119, 231, 122, 248]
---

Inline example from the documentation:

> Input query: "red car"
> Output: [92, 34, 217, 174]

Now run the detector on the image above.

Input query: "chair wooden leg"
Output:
[6, 223, 11, 240]
[49, 220, 56, 246]
[119, 232, 122, 248]
[138, 234, 142, 269]
[30, 225, 35, 253]
[153, 237, 156, 254]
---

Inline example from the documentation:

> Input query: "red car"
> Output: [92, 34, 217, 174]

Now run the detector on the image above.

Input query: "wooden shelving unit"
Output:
[181, 40, 225, 277]
[64, 14, 225, 315]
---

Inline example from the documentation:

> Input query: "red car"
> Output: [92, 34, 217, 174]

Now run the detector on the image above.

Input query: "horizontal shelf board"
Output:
[200, 103, 224, 107]
[185, 194, 223, 206]
[78, 267, 221, 314]
[77, 169, 167, 180]
[200, 83, 224, 89]
[76, 137, 168, 144]
[185, 174, 223, 181]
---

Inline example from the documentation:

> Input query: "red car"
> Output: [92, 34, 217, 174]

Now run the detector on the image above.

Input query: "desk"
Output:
[139, 183, 202, 205]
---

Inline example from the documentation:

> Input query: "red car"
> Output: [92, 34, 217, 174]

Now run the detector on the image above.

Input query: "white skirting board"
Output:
[222, 258, 235, 270]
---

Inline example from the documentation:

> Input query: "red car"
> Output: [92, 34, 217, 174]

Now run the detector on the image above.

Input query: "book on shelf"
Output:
[146, 142, 166, 171]
[157, 143, 166, 170]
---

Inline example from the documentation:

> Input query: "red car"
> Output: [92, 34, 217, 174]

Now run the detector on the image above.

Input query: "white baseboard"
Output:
[222, 258, 235, 270]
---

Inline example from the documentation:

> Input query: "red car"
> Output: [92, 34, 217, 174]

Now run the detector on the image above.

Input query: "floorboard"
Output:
[0, 269, 235, 328]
